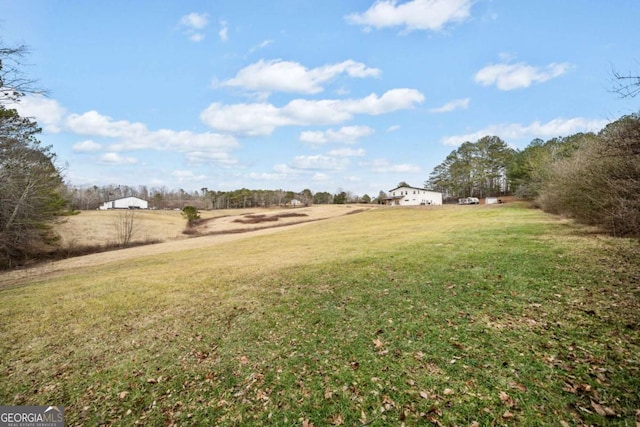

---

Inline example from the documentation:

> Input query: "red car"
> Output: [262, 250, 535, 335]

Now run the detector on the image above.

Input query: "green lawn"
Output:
[1, 204, 638, 426]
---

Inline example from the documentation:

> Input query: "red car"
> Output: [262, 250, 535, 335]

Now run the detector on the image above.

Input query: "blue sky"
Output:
[2, 0, 638, 196]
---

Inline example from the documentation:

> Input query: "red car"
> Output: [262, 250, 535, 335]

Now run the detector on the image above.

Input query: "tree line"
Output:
[426, 114, 640, 238]
[65, 185, 376, 211]
[1, 43, 67, 268]
[426, 135, 515, 200]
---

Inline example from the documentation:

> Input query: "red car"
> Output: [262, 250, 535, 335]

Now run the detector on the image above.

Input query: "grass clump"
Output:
[0, 204, 638, 426]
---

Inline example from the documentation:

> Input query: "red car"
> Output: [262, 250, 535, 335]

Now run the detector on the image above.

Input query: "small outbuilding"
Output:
[99, 196, 148, 210]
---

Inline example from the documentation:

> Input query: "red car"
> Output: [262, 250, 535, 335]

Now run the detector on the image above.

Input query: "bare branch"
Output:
[0, 44, 46, 104]
[611, 64, 640, 98]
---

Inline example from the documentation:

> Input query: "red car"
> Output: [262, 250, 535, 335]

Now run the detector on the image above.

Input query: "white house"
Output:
[386, 185, 442, 206]
[99, 196, 148, 210]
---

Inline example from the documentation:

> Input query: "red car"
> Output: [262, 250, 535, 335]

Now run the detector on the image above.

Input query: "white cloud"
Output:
[172, 170, 209, 182]
[346, 0, 473, 32]
[248, 39, 274, 54]
[429, 97, 470, 113]
[362, 158, 421, 173]
[184, 151, 237, 166]
[386, 125, 401, 133]
[290, 154, 350, 171]
[189, 33, 205, 43]
[474, 62, 571, 90]
[442, 117, 610, 146]
[66, 110, 147, 138]
[200, 88, 424, 135]
[200, 102, 289, 136]
[179, 12, 209, 42]
[72, 140, 102, 152]
[222, 59, 381, 95]
[219, 20, 229, 41]
[99, 152, 138, 165]
[66, 110, 238, 154]
[327, 148, 366, 157]
[180, 12, 208, 29]
[299, 125, 374, 145]
[248, 171, 286, 181]
[273, 163, 297, 174]
[10, 94, 67, 133]
[10, 96, 240, 167]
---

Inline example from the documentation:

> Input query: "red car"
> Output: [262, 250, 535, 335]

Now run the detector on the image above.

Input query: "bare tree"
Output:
[612, 63, 640, 98]
[0, 44, 45, 104]
[111, 210, 137, 248]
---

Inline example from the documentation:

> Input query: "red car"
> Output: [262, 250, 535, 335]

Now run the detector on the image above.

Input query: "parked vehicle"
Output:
[458, 197, 480, 205]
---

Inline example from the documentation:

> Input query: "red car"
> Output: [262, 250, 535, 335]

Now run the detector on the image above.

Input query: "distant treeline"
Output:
[65, 185, 378, 210]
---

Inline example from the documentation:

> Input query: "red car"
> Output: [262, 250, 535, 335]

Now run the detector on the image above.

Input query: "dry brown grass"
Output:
[1, 205, 373, 286]
[55, 206, 366, 248]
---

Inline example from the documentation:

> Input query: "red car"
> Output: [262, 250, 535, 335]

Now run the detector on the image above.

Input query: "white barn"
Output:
[386, 185, 442, 206]
[99, 196, 148, 210]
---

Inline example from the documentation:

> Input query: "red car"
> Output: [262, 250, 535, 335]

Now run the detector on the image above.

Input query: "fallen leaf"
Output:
[426, 414, 444, 426]
[509, 381, 527, 392]
[382, 394, 396, 410]
[324, 388, 334, 399]
[146, 378, 157, 384]
[373, 338, 384, 348]
[499, 391, 515, 408]
[239, 356, 249, 365]
[443, 388, 455, 396]
[328, 413, 343, 425]
[591, 401, 616, 417]
[502, 411, 514, 419]
[301, 419, 314, 427]
[118, 391, 129, 399]
[470, 422, 480, 427]
[577, 405, 593, 414]
[419, 391, 430, 399]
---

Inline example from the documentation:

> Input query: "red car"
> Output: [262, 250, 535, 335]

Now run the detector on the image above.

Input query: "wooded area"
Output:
[426, 114, 640, 238]
[1, 44, 67, 268]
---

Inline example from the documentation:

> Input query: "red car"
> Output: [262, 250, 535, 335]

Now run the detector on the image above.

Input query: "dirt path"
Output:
[0, 206, 371, 287]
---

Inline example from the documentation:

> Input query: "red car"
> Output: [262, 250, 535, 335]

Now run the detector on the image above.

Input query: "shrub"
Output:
[181, 206, 200, 222]
[538, 114, 640, 238]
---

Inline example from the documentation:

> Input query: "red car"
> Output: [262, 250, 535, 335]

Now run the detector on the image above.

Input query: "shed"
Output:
[99, 196, 148, 210]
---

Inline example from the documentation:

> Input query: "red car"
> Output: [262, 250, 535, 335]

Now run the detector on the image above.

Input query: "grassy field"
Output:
[53, 208, 250, 247]
[1, 204, 638, 426]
